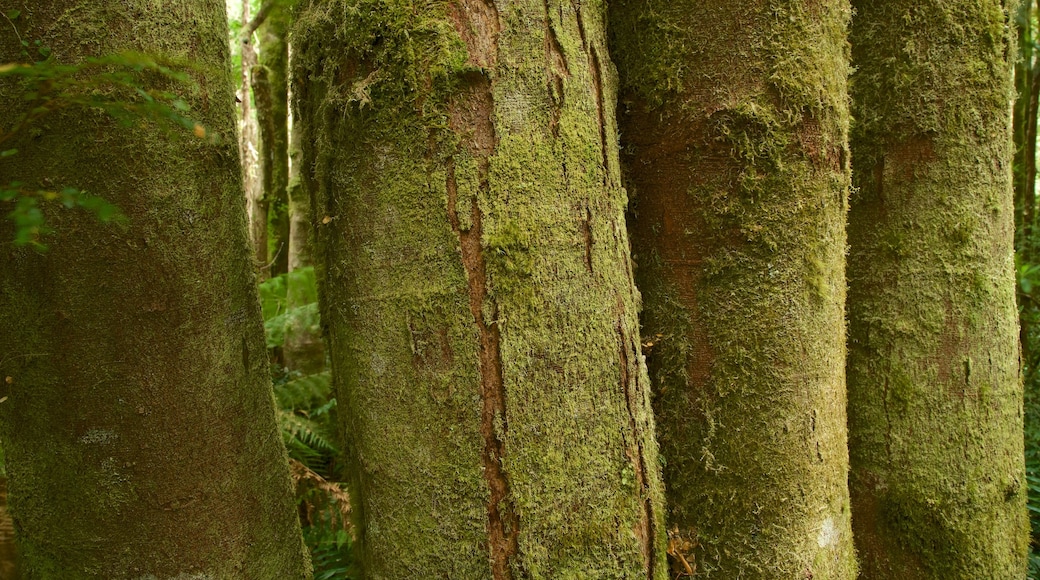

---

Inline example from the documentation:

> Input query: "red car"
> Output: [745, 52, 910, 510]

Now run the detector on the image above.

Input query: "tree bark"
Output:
[1024, 25, 1040, 256]
[284, 82, 325, 375]
[287, 110, 312, 274]
[0, 1, 311, 578]
[847, 1, 1028, 577]
[256, 3, 291, 279]
[611, 1, 857, 577]
[293, 0, 667, 577]
[0, 479, 18, 579]
[1014, 0, 1032, 246]
[241, 0, 269, 279]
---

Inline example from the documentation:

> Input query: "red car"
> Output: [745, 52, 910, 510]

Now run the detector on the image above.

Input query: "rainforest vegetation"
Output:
[0, 0, 1034, 579]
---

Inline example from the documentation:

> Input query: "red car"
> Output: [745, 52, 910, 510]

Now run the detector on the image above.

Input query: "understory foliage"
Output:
[259, 267, 354, 579]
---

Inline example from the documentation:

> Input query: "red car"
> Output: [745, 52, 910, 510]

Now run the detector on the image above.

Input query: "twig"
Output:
[259, 241, 284, 271]
[1, 11, 22, 47]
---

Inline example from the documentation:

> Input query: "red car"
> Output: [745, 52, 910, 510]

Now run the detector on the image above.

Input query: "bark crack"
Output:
[446, 3, 518, 570]
[447, 162, 519, 580]
[544, 0, 569, 139]
[581, 204, 593, 273]
[618, 324, 657, 579]
[881, 375, 893, 463]
[589, 46, 610, 187]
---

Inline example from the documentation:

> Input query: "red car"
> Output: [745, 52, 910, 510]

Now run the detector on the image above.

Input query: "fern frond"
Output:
[278, 409, 337, 459]
[275, 371, 332, 411]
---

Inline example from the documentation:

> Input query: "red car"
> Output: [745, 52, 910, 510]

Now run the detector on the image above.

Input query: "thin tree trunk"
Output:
[284, 71, 325, 374]
[611, 1, 856, 577]
[1025, 35, 1040, 256]
[0, 1, 310, 577]
[287, 119, 312, 273]
[847, 1, 1028, 577]
[1015, 0, 1032, 245]
[293, 0, 667, 576]
[241, 0, 268, 279]
[256, 5, 291, 279]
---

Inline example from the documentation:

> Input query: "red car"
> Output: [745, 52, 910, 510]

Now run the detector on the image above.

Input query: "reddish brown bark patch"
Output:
[625, 105, 718, 391]
[444, 13, 519, 572]
[886, 135, 937, 184]
[446, 172, 519, 580]
[409, 321, 454, 372]
[447, 0, 500, 69]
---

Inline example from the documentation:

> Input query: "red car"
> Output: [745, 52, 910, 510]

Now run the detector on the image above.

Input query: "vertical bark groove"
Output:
[618, 325, 657, 579]
[446, 162, 520, 580]
[443, 7, 520, 570]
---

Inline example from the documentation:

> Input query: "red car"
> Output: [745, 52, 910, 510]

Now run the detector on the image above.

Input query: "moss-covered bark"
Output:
[846, 1, 1029, 577]
[256, 4, 291, 278]
[0, 2, 310, 578]
[1014, 0, 1039, 252]
[287, 119, 312, 273]
[610, 1, 856, 577]
[293, 0, 666, 577]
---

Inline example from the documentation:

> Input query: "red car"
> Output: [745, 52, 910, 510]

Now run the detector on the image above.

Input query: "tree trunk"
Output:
[293, 0, 667, 577]
[1014, 0, 1032, 247]
[611, 1, 856, 577]
[287, 106, 313, 274]
[241, 0, 269, 279]
[1025, 38, 1040, 258]
[0, 2, 310, 578]
[284, 92, 325, 375]
[256, 4, 291, 279]
[846, 1, 1028, 577]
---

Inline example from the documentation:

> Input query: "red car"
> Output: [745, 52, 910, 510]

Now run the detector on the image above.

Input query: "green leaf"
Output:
[0, 149, 16, 158]
[5, 9, 20, 20]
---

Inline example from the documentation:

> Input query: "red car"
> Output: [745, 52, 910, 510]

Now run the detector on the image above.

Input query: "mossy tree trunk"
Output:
[611, 1, 856, 577]
[255, 2, 291, 279]
[846, 1, 1028, 577]
[293, 0, 666, 577]
[0, 2, 310, 578]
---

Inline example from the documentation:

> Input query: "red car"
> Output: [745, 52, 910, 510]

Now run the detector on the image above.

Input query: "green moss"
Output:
[612, 0, 856, 577]
[485, 221, 534, 302]
[294, 0, 666, 576]
[0, 1, 310, 578]
[846, 2, 1027, 576]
